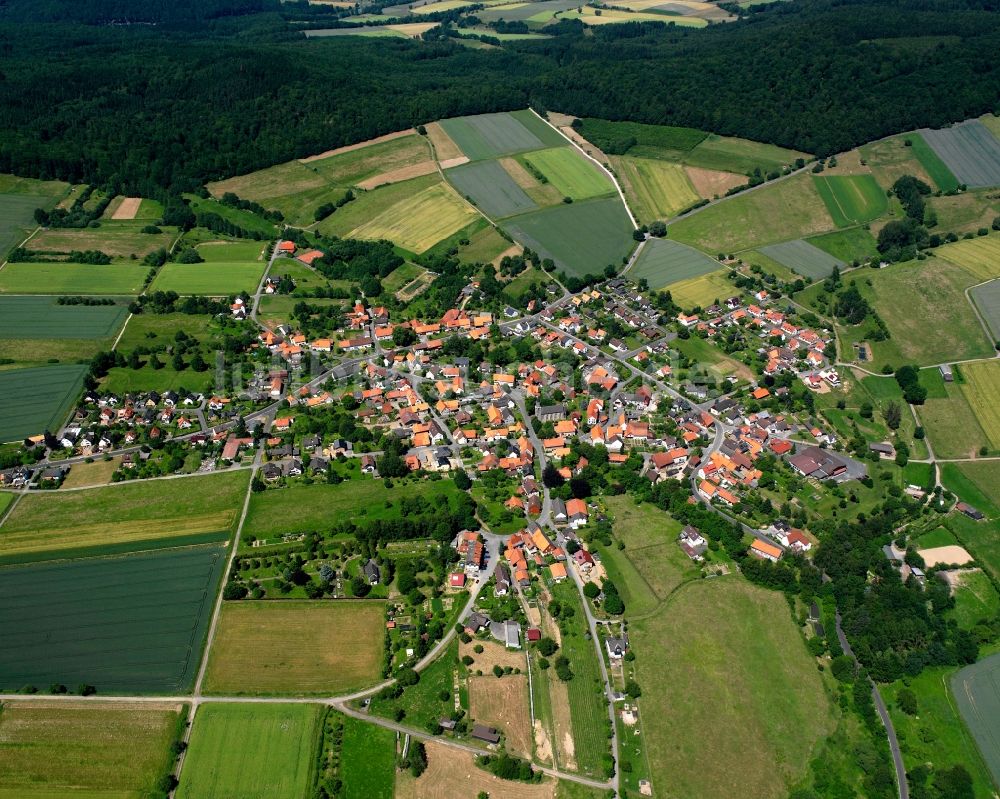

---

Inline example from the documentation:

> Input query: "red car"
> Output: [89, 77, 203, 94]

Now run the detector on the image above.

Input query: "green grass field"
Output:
[683, 134, 807, 175]
[670, 173, 834, 253]
[243, 478, 460, 538]
[0, 545, 226, 693]
[204, 601, 385, 695]
[195, 239, 265, 262]
[150, 261, 266, 295]
[937, 234, 1000, 282]
[806, 227, 879, 264]
[919, 381, 988, 460]
[0, 700, 183, 799]
[177, 703, 322, 799]
[29, 225, 175, 260]
[631, 578, 834, 799]
[340, 716, 396, 799]
[950, 569, 1000, 630]
[186, 194, 279, 237]
[0, 296, 128, 339]
[958, 360, 1000, 450]
[0, 363, 88, 443]
[0, 262, 148, 294]
[940, 462, 1000, 580]
[522, 147, 613, 200]
[909, 133, 961, 192]
[612, 156, 700, 222]
[114, 311, 218, 352]
[308, 133, 431, 187]
[667, 268, 737, 310]
[812, 175, 888, 226]
[951, 652, 1000, 790]
[0, 470, 249, 562]
[502, 196, 635, 278]
[446, 159, 538, 219]
[0, 194, 59, 259]
[628, 238, 720, 289]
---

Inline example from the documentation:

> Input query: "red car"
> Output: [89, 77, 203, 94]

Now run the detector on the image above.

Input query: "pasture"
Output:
[0, 262, 147, 294]
[806, 227, 878, 263]
[203, 601, 385, 695]
[941, 462, 1000, 580]
[669, 173, 834, 253]
[187, 194, 278, 237]
[612, 157, 700, 221]
[683, 134, 807, 175]
[860, 135, 936, 191]
[0, 545, 227, 693]
[920, 121, 1000, 189]
[522, 147, 612, 200]
[438, 110, 564, 161]
[917, 382, 987, 460]
[0, 364, 88, 443]
[114, 311, 217, 352]
[243, 477, 460, 538]
[347, 182, 477, 254]
[340, 716, 397, 799]
[195, 239, 264, 261]
[0, 700, 183, 799]
[970, 279, 1000, 340]
[759, 238, 845, 280]
[812, 175, 887, 226]
[628, 238, 720, 289]
[958, 361, 1000, 450]
[928, 190, 1000, 235]
[667, 269, 736, 309]
[29, 225, 173, 260]
[447, 159, 538, 218]
[0, 469, 248, 562]
[177, 703, 322, 799]
[951, 652, 1000, 788]
[207, 159, 334, 226]
[631, 578, 834, 799]
[150, 261, 266, 295]
[936, 234, 1000, 281]
[950, 569, 1000, 630]
[469, 675, 533, 757]
[308, 132, 431, 187]
[0, 195, 50, 259]
[502, 196, 635, 278]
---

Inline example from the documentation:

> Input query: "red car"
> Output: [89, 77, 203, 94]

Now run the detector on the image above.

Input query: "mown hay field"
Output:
[0, 545, 226, 693]
[667, 268, 736, 309]
[612, 156, 700, 221]
[0, 363, 88, 444]
[0, 470, 249, 562]
[631, 578, 835, 799]
[628, 238, 719, 289]
[150, 261, 267, 295]
[521, 147, 613, 200]
[340, 716, 397, 799]
[959, 360, 1000, 450]
[0, 700, 183, 799]
[937, 234, 1000, 282]
[0, 262, 148, 294]
[308, 132, 431, 187]
[29, 225, 174, 260]
[177, 703, 322, 799]
[203, 601, 385, 695]
[469, 675, 533, 757]
[812, 174, 888, 227]
[806, 227, 879, 263]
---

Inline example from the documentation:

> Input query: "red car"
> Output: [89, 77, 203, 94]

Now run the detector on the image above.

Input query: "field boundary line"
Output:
[110, 312, 133, 351]
[531, 107, 639, 230]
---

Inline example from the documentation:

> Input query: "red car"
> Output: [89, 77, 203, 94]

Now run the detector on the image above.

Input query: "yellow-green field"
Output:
[521, 147, 612, 200]
[0, 700, 183, 799]
[306, 133, 431, 186]
[959, 361, 1000, 450]
[666, 268, 735, 308]
[203, 600, 386, 695]
[937, 234, 1000, 282]
[560, 6, 708, 25]
[613, 156, 700, 222]
[347, 182, 478, 253]
[27, 226, 176, 260]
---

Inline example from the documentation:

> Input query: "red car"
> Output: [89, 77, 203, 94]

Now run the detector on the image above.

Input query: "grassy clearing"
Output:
[522, 147, 613, 200]
[502, 196, 634, 278]
[670, 173, 834, 253]
[204, 601, 385, 695]
[308, 133, 431, 187]
[909, 133, 961, 192]
[861, 135, 936, 191]
[150, 261, 266, 295]
[949, 569, 1000, 630]
[0, 363, 88, 443]
[0, 545, 226, 693]
[936, 233, 1000, 282]
[447, 159, 538, 219]
[940, 462, 1000, 579]
[340, 716, 396, 799]
[806, 227, 879, 263]
[0, 470, 248, 562]
[0, 262, 147, 294]
[667, 268, 736, 309]
[28, 225, 173, 260]
[628, 237, 719, 289]
[918, 381, 987, 460]
[612, 156, 700, 222]
[631, 578, 834, 799]
[959, 360, 1000, 449]
[243, 478, 459, 538]
[0, 700, 183, 799]
[759, 238, 844, 280]
[177, 703, 322, 799]
[684, 134, 807, 175]
[812, 174, 888, 226]
[59, 457, 120, 489]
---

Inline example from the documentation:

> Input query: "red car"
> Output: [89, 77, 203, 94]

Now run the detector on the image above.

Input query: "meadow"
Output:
[187, 194, 278, 237]
[758, 238, 845, 280]
[936, 234, 1000, 282]
[446, 159, 538, 218]
[918, 381, 987, 460]
[29, 225, 174, 260]
[958, 360, 1000, 450]
[631, 578, 834, 799]
[0, 700, 183, 799]
[0, 189, 65, 258]
[669, 173, 834, 253]
[177, 703, 322, 799]
[683, 134, 807, 175]
[203, 601, 385, 695]
[951, 652, 1000, 788]
[860, 135, 936, 191]
[940, 461, 1000, 580]
[806, 227, 879, 263]
[667, 269, 736, 309]
[628, 238, 720, 289]
[970, 279, 1000, 340]
[340, 716, 397, 799]
[812, 174, 888, 226]
[114, 311, 217, 352]
[0, 262, 148, 294]
[578, 117, 707, 157]
[208, 159, 339, 227]
[611, 156, 700, 221]
[920, 121, 1000, 189]
[949, 569, 1000, 631]
[0, 545, 226, 693]
[0, 363, 88, 443]
[243, 477, 459, 538]
[439, 110, 564, 161]
[905, 133, 961, 192]
[502, 196, 635, 278]
[308, 132, 431, 187]
[521, 147, 613, 200]
[0, 470, 249, 562]
[150, 261, 266, 295]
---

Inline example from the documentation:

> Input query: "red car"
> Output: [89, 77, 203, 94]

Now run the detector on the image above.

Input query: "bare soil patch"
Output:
[533, 719, 553, 764]
[460, 639, 526, 672]
[492, 244, 524, 268]
[469, 674, 533, 757]
[440, 156, 471, 170]
[685, 166, 746, 199]
[299, 128, 416, 164]
[396, 742, 555, 799]
[548, 677, 577, 771]
[111, 197, 142, 220]
[426, 122, 464, 163]
[918, 545, 974, 567]
[357, 161, 437, 190]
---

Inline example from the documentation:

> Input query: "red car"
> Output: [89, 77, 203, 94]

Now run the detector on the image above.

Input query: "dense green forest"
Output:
[0, 0, 998, 193]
